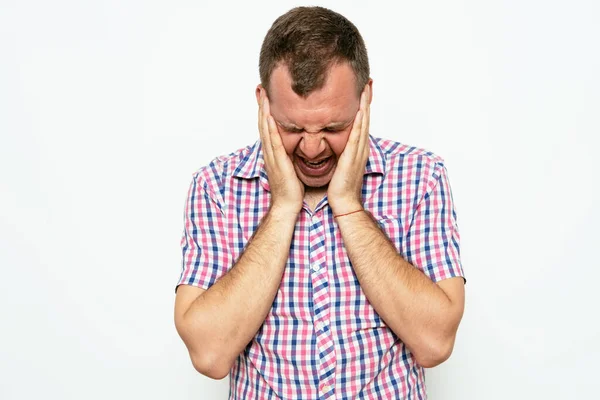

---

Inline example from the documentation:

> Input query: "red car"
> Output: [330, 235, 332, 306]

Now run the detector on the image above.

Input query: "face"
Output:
[258, 62, 369, 189]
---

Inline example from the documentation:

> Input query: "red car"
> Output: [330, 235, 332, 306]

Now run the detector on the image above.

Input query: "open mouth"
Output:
[303, 158, 329, 167]
[296, 155, 335, 177]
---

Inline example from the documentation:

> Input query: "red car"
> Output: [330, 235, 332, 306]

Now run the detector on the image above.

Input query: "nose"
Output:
[299, 132, 326, 159]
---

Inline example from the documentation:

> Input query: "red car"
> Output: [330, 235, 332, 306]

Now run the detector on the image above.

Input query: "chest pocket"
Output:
[374, 215, 406, 254]
[334, 211, 413, 329]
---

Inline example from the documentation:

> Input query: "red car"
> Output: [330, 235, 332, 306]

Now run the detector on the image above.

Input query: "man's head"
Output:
[256, 6, 372, 189]
[259, 6, 370, 98]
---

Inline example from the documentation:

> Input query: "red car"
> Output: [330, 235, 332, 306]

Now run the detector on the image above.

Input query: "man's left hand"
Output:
[327, 84, 371, 216]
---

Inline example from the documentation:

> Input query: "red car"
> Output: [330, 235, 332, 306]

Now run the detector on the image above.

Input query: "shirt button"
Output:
[312, 264, 320, 272]
[320, 384, 331, 393]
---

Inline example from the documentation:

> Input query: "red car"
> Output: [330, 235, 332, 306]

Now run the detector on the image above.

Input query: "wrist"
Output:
[330, 200, 363, 217]
[268, 203, 301, 222]
[334, 209, 364, 219]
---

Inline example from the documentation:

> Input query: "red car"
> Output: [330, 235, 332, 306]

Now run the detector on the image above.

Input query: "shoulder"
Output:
[374, 136, 446, 168]
[190, 142, 258, 200]
[373, 136, 451, 197]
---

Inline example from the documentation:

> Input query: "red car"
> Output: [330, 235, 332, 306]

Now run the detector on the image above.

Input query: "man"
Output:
[174, 6, 466, 399]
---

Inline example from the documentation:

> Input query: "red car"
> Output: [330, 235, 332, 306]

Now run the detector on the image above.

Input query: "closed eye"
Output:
[277, 123, 346, 134]
[277, 123, 303, 133]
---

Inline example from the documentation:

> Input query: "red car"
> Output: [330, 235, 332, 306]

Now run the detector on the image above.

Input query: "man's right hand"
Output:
[258, 88, 304, 214]
[176, 95, 303, 378]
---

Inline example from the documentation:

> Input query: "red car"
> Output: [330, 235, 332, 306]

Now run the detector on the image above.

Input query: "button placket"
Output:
[309, 213, 336, 399]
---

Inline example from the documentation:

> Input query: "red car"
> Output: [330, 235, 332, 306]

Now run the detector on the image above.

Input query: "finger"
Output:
[359, 110, 370, 161]
[257, 89, 263, 137]
[267, 115, 286, 160]
[258, 89, 265, 137]
[348, 89, 367, 151]
[344, 109, 362, 159]
[259, 91, 274, 163]
[355, 86, 370, 157]
[263, 93, 278, 159]
[258, 90, 267, 144]
[262, 94, 288, 162]
[361, 87, 371, 152]
[363, 85, 370, 135]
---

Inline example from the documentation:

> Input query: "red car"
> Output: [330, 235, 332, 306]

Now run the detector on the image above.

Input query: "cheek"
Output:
[280, 133, 301, 155]
[327, 131, 352, 157]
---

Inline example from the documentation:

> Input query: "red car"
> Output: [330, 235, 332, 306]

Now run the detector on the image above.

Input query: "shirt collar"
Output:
[232, 135, 386, 189]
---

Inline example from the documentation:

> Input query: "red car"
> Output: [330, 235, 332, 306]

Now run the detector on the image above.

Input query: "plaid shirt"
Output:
[177, 135, 465, 399]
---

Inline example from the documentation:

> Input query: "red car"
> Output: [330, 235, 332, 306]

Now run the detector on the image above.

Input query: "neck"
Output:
[304, 186, 327, 211]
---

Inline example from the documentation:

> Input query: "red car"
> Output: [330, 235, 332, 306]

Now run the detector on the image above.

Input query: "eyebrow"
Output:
[277, 120, 351, 131]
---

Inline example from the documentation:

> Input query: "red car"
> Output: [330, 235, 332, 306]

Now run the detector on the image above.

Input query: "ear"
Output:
[366, 79, 374, 105]
[255, 84, 263, 106]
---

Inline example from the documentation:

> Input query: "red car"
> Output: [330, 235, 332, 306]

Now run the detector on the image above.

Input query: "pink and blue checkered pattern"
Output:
[177, 135, 464, 399]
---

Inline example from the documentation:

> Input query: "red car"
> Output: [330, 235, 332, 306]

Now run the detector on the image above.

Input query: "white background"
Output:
[1, 0, 598, 399]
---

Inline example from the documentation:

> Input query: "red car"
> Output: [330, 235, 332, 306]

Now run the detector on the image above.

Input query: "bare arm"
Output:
[335, 210, 465, 368]
[328, 84, 464, 368]
[174, 206, 298, 379]
[174, 87, 304, 379]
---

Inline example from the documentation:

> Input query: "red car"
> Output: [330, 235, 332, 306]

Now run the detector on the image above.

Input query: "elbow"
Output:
[176, 314, 232, 380]
[414, 337, 455, 368]
[190, 351, 232, 380]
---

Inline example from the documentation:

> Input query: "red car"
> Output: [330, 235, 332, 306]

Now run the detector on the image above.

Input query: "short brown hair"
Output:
[259, 6, 370, 98]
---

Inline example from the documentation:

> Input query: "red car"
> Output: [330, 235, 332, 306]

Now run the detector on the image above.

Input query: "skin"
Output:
[174, 61, 465, 380]
[259, 62, 371, 212]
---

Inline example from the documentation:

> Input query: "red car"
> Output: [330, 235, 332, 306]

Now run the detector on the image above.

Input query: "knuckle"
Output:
[271, 142, 283, 151]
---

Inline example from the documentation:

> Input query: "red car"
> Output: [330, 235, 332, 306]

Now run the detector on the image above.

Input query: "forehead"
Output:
[269, 62, 359, 126]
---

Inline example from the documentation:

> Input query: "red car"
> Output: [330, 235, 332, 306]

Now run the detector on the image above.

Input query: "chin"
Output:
[303, 181, 330, 190]
[299, 174, 333, 189]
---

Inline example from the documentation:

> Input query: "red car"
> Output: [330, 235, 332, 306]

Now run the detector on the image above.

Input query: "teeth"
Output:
[306, 159, 326, 166]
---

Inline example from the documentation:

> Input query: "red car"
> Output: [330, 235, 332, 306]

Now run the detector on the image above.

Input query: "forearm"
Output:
[182, 206, 298, 377]
[335, 210, 460, 367]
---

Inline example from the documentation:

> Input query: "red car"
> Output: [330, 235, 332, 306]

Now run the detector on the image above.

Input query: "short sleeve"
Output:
[175, 173, 232, 293]
[403, 163, 465, 284]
